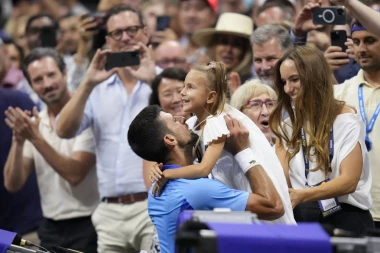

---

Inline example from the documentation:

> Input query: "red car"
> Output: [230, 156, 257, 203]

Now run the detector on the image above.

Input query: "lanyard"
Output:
[358, 84, 380, 151]
[300, 127, 334, 181]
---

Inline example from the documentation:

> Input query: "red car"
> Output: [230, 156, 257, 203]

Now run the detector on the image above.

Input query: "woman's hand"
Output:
[289, 188, 306, 209]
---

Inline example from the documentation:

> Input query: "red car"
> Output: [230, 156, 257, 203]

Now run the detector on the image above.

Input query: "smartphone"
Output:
[312, 7, 346, 25]
[83, 12, 106, 31]
[331, 30, 348, 52]
[156, 16, 171, 31]
[39, 26, 57, 48]
[105, 51, 140, 71]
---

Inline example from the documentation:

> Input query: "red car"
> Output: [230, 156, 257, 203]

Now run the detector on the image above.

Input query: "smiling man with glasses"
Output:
[55, 4, 157, 253]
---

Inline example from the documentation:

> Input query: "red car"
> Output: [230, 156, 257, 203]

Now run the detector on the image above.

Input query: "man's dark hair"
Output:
[149, 67, 187, 106]
[25, 14, 58, 33]
[22, 47, 65, 84]
[104, 4, 145, 31]
[128, 105, 171, 163]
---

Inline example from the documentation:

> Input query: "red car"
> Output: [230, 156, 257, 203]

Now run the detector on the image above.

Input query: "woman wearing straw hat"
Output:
[192, 12, 254, 85]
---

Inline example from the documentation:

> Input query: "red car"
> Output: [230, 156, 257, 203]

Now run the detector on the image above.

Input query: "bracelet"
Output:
[234, 148, 262, 174]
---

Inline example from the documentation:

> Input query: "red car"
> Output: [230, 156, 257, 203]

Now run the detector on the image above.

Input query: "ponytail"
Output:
[191, 61, 228, 115]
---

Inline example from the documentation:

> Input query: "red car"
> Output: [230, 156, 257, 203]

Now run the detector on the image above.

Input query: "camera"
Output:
[312, 7, 346, 25]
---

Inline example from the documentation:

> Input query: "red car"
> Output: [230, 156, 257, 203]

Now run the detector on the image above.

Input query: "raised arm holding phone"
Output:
[330, 0, 380, 37]
[55, 4, 157, 253]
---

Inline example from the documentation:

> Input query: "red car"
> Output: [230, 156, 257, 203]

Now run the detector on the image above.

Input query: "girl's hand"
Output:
[152, 176, 168, 197]
[149, 163, 163, 183]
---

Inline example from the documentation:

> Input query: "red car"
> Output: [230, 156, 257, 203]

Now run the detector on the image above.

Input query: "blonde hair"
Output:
[191, 62, 228, 115]
[230, 79, 277, 111]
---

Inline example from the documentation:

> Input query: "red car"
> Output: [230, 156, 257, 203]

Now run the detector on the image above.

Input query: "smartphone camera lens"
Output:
[337, 8, 344, 16]
[322, 9, 335, 23]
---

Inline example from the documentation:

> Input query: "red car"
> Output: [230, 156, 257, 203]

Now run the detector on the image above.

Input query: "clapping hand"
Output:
[5, 106, 42, 144]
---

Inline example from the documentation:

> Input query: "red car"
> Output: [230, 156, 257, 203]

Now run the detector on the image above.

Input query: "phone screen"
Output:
[105, 51, 140, 71]
[331, 30, 348, 52]
[40, 26, 57, 48]
[156, 16, 171, 31]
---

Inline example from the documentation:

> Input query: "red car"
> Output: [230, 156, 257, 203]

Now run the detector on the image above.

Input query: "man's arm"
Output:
[245, 164, 285, 220]
[5, 107, 96, 186]
[56, 49, 118, 138]
[332, 0, 380, 38]
[224, 115, 284, 220]
[3, 140, 34, 193]
[55, 78, 93, 138]
[31, 137, 96, 186]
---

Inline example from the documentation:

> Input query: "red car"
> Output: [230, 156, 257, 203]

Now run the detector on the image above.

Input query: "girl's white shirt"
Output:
[186, 104, 296, 224]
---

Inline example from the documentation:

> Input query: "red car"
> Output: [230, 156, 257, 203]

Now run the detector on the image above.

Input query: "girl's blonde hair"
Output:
[230, 79, 277, 111]
[191, 61, 228, 115]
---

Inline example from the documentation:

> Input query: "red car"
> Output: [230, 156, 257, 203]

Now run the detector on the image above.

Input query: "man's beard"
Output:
[181, 132, 199, 164]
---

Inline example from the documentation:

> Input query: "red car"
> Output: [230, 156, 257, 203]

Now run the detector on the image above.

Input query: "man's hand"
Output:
[78, 14, 100, 43]
[126, 42, 156, 84]
[82, 49, 117, 88]
[324, 46, 350, 70]
[293, 2, 323, 37]
[224, 114, 249, 155]
[288, 188, 306, 209]
[5, 107, 42, 143]
[227, 72, 241, 96]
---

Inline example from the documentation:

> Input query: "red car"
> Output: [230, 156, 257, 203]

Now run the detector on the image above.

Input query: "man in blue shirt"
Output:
[128, 105, 284, 253]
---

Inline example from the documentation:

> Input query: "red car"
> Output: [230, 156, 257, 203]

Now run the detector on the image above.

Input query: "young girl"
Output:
[151, 61, 295, 224]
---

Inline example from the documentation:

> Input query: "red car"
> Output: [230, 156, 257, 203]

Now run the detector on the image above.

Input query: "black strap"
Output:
[301, 127, 334, 183]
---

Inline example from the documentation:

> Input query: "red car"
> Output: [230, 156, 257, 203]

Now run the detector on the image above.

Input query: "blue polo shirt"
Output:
[148, 165, 249, 253]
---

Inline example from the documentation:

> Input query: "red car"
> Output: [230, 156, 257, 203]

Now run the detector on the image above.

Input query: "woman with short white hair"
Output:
[230, 79, 277, 145]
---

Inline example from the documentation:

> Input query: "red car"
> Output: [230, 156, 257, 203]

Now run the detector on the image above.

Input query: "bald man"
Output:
[154, 40, 189, 71]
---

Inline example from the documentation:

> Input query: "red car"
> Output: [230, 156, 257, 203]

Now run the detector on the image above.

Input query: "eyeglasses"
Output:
[173, 116, 186, 124]
[107, 26, 143, 40]
[245, 100, 276, 111]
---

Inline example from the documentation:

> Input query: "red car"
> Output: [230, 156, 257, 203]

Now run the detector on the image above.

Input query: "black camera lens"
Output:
[337, 8, 344, 16]
[323, 10, 334, 21]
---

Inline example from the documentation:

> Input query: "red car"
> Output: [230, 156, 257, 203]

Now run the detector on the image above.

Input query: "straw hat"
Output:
[192, 12, 254, 47]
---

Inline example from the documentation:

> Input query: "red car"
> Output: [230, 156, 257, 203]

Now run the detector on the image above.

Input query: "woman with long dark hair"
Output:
[270, 45, 374, 235]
